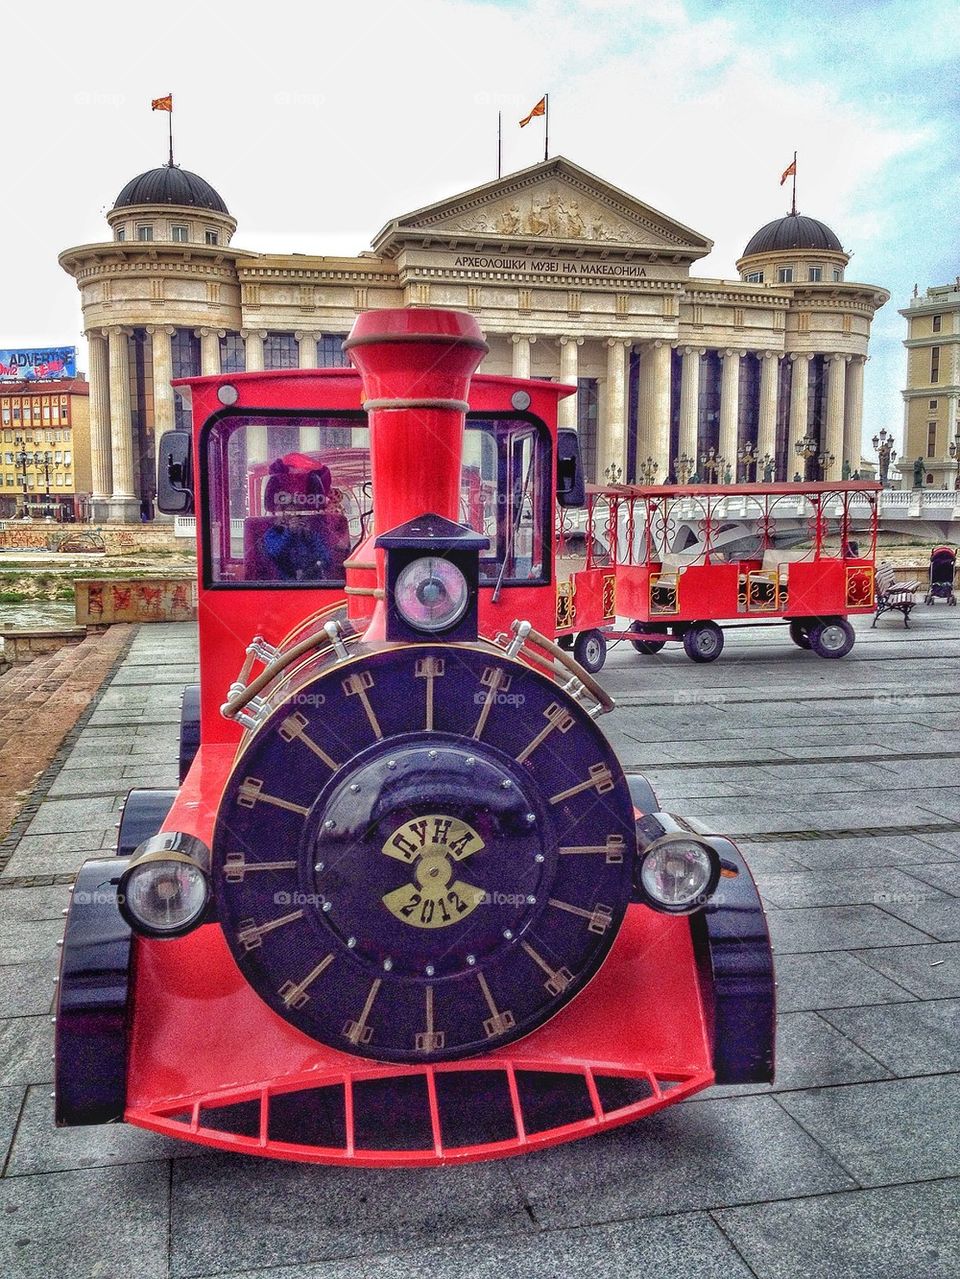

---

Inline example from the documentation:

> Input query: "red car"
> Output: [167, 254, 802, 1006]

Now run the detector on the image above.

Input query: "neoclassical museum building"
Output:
[59, 155, 889, 521]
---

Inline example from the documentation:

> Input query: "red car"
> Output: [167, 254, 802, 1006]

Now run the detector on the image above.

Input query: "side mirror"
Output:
[556, 428, 585, 507]
[156, 430, 194, 514]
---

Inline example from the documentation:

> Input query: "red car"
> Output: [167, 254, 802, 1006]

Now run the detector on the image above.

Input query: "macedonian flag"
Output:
[780, 157, 797, 185]
[152, 94, 173, 112]
[519, 96, 546, 127]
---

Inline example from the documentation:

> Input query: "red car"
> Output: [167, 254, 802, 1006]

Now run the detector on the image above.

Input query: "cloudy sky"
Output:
[1, 0, 957, 454]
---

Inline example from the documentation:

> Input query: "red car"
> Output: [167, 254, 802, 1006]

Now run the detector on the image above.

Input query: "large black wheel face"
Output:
[573, 629, 607, 673]
[213, 644, 635, 1064]
[630, 621, 666, 655]
[809, 617, 855, 659]
[682, 621, 724, 663]
[788, 620, 812, 650]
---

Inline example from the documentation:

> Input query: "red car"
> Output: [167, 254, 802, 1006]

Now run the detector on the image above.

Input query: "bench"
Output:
[873, 563, 921, 628]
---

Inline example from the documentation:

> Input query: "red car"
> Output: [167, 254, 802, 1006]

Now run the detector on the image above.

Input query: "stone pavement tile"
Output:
[169, 1149, 534, 1278]
[750, 835, 960, 871]
[773, 952, 916, 1013]
[902, 862, 960, 896]
[877, 896, 960, 942]
[22, 795, 123, 837]
[0, 1161, 169, 1279]
[765, 905, 933, 954]
[700, 1011, 891, 1099]
[0, 884, 71, 923]
[714, 1178, 960, 1279]
[919, 831, 960, 855]
[777, 1072, 960, 1185]
[821, 998, 960, 1076]
[216, 1212, 757, 1279]
[757, 867, 946, 911]
[0, 1085, 24, 1169]
[0, 919, 63, 966]
[61, 748, 175, 772]
[508, 1095, 854, 1231]
[1, 841, 109, 879]
[0, 1017, 51, 1087]
[855, 942, 960, 999]
[5, 1085, 202, 1176]
[0, 957, 56, 1019]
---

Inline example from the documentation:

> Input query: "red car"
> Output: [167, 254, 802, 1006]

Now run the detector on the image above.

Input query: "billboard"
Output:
[0, 346, 77, 382]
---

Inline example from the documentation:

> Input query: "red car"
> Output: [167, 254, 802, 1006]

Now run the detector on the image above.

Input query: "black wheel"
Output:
[630, 621, 666, 655]
[682, 621, 724, 663]
[116, 788, 177, 858]
[573, 629, 607, 673]
[788, 619, 812, 649]
[809, 617, 855, 659]
[557, 635, 574, 651]
[179, 683, 201, 783]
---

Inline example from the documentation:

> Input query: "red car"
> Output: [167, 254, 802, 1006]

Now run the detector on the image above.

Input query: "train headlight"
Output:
[118, 832, 211, 938]
[394, 556, 469, 633]
[638, 834, 720, 914]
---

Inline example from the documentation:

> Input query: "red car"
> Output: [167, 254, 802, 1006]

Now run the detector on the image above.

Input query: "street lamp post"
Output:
[699, 447, 724, 484]
[872, 429, 898, 487]
[14, 437, 34, 518]
[638, 456, 659, 484]
[795, 434, 835, 481]
[37, 451, 55, 519]
[673, 452, 694, 485]
[604, 462, 623, 485]
[737, 442, 760, 482]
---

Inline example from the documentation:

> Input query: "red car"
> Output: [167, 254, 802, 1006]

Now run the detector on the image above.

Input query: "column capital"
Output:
[83, 327, 110, 342]
[721, 348, 742, 360]
[109, 326, 134, 339]
[194, 327, 226, 339]
[294, 330, 319, 342]
[511, 334, 536, 345]
[240, 328, 268, 340]
[788, 351, 811, 363]
[760, 350, 778, 361]
[605, 337, 632, 349]
[558, 335, 584, 347]
[827, 351, 850, 364]
[145, 325, 176, 337]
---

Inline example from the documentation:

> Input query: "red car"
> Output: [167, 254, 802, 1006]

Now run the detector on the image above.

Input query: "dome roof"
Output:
[113, 165, 229, 214]
[742, 214, 843, 257]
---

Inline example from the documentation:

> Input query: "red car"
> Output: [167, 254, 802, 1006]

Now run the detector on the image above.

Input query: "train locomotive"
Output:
[55, 309, 774, 1166]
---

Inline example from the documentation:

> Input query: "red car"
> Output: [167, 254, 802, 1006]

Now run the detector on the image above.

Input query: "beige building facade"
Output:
[899, 281, 960, 488]
[59, 156, 889, 521]
[0, 378, 91, 519]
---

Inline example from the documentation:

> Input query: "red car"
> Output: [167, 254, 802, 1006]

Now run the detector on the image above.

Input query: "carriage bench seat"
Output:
[873, 564, 921, 628]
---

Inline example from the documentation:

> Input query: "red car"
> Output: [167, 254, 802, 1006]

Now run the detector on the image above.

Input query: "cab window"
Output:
[462, 416, 549, 584]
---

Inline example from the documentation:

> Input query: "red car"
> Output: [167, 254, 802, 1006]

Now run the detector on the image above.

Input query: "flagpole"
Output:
[497, 111, 502, 179]
[544, 93, 549, 162]
[168, 97, 174, 168]
[790, 149, 797, 217]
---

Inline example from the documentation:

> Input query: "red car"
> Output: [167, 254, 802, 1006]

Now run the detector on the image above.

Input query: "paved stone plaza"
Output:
[1, 612, 958, 1278]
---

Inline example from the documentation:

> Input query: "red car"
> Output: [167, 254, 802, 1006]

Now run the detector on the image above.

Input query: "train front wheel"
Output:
[573, 628, 607, 673]
[682, 621, 724, 663]
[788, 619, 812, 649]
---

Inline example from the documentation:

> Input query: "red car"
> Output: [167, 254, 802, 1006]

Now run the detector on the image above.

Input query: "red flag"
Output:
[780, 158, 796, 186]
[519, 96, 546, 128]
[152, 94, 173, 112]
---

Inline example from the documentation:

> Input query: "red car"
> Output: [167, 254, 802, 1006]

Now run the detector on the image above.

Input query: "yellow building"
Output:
[59, 156, 889, 521]
[899, 281, 960, 487]
[0, 379, 91, 519]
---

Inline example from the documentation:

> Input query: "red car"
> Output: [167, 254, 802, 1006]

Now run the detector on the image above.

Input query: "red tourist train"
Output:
[55, 309, 775, 1166]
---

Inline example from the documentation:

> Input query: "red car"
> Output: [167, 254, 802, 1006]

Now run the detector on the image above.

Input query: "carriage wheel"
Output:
[809, 617, 854, 659]
[573, 629, 607, 673]
[682, 621, 724, 663]
[630, 621, 666, 655]
[788, 619, 812, 650]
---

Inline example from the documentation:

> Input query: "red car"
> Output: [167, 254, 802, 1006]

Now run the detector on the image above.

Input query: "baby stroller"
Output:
[924, 545, 957, 605]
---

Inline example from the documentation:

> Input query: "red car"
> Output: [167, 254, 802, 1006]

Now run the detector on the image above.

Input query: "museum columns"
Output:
[511, 334, 535, 379]
[147, 326, 176, 437]
[600, 338, 630, 481]
[297, 331, 319, 369]
[788, 353, 811, 474]
[719, 350, 741, 468]
[843, 355, 865, 473]
[85, 330, 113, 514]
[197, 328, 223, 377]
[558, 336, 582, 431]
[825, 354, 848, 479]
[639, 341, 672, 476]
[242, 330, 266, 372]
[678, 347, 702, 464]
[105, 328, 139, 521]
[757, 352, 779, 460]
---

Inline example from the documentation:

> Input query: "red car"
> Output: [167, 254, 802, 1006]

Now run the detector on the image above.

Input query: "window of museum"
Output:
[220, 332, 246, 373]
[116, 228, 126, 242]
[833, 269, 842, 281]
[316, 334, 350, 368]
[204, 229, 219, 245]
[171, 328, 201, 431]
[777, 267, 793, 283]
[171, 225, 188, 243]
[931, 347, 940, 382]
[929, 399, 938, 410]
[808, 267, 822, 282]
[932, 315, 942, 332]
[136, 224, 154, 241]
[745, 271, 763, 283]
[264, 333, 299, 369]
[928, 423, 937, 457]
